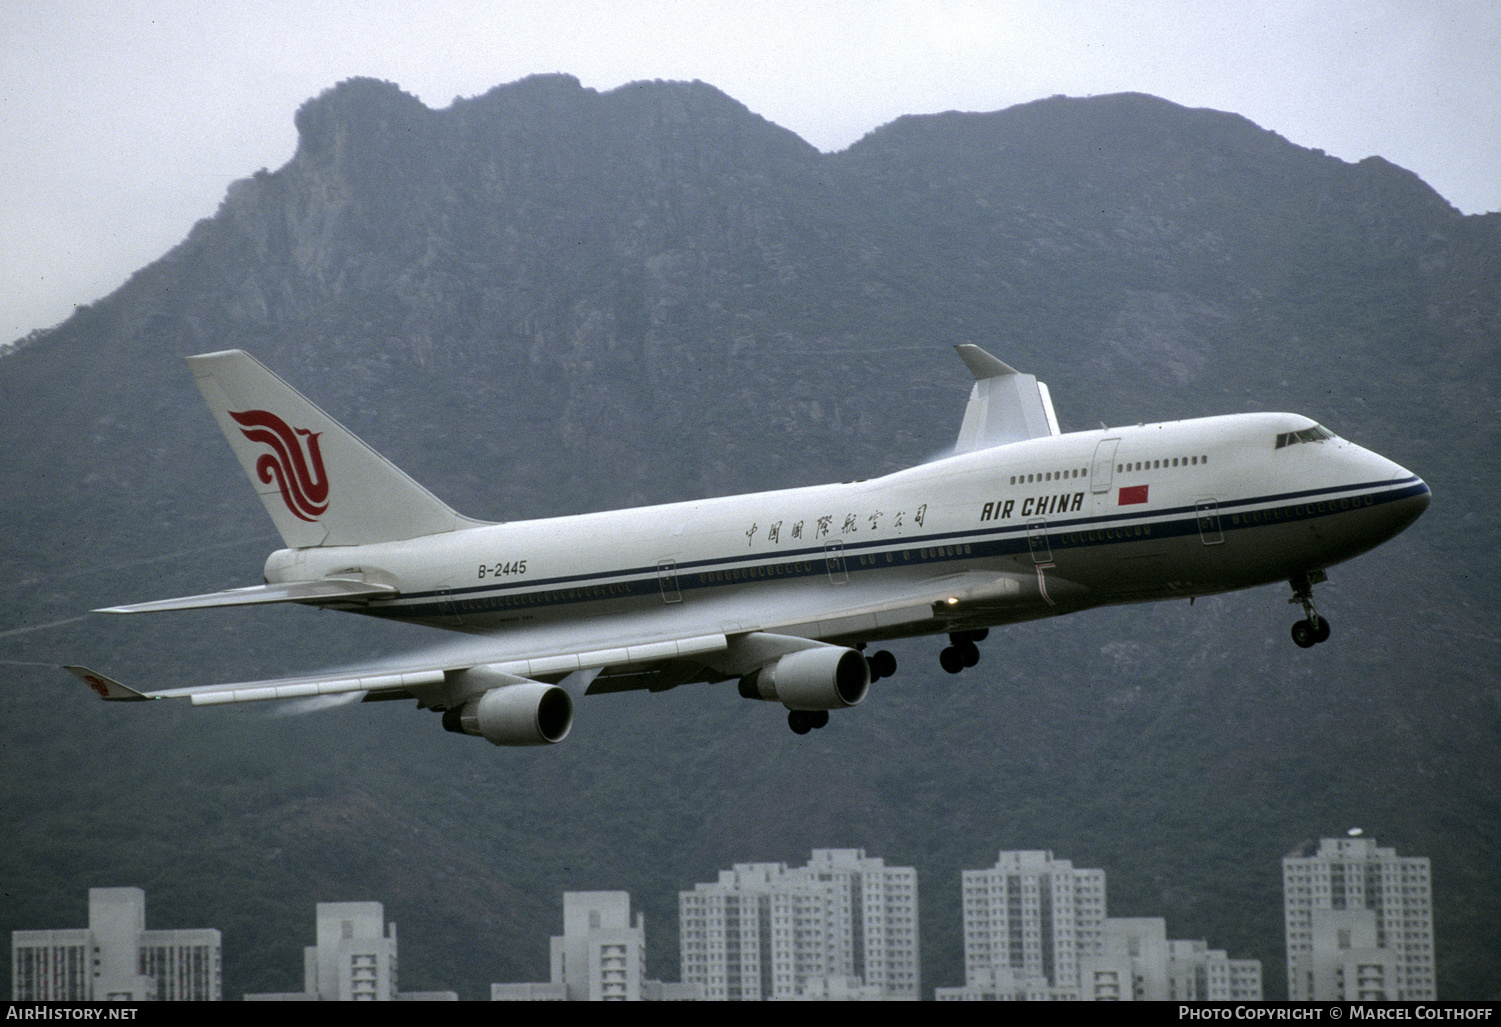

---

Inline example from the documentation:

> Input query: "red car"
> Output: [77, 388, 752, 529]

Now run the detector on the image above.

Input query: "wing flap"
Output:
[96, 578, 398, 614]
[482, 633, 726, 679]
[765, 571, 1016, 634]
[773, 603, 935, 641]
[187, 669, 447, 707]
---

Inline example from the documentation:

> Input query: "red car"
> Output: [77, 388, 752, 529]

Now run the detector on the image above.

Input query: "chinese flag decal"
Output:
[1118, 484, 1149, 506]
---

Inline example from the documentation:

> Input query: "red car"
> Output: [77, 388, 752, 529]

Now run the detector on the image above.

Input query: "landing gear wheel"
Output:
[959, 641, 980, 668]
[810, 710, 829, 730]
[1287, 572, 1331, 648]
[867, 649, 897, 681]
[940, 631, 982, 673]
[788, 710, 813, 734]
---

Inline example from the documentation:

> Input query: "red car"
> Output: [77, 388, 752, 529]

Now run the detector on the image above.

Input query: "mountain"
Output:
[2, 75, 1497, 999]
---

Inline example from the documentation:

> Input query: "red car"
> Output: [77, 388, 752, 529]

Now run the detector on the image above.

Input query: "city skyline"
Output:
[17, 840, 1318, 1001]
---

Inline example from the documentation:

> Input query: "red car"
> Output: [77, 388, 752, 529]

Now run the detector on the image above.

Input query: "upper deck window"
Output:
[1276, 425, 1336, 449]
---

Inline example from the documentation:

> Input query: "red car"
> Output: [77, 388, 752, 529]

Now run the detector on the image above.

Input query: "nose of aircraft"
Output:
[1382, 461, 1431, 537]
[1338, 441, 1429, 551]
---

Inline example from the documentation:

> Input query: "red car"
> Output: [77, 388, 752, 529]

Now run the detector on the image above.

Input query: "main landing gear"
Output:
[1288, 571, 1332, 648]
[939, 630, 988, 674]
[787, 710, 829, 735]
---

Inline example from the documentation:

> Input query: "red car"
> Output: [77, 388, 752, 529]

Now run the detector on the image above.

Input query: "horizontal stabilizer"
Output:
[953, 344, 1060, 452]
[95, 578, 398, 614]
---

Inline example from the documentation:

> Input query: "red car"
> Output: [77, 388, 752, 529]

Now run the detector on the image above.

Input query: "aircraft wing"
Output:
[65, 663, 450, 704]
[763, 569, 1033, 639]
[583, 569, 1058, 694]
[69, 567, 1059, 705]
[66, 630, 730, 706]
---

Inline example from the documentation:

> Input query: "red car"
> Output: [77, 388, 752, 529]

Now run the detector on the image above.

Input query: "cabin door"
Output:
[1027, 519, 1053, 563]
[1091, 438, 1120, 494]
[658, 560, 682, 603]
[436, 587, 463, 626]
[1196, 500, 1224, 545]
[824, 541, 848, 585]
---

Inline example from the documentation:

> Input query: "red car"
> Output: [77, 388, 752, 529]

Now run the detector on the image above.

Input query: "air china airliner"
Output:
[68, 346, 1429, 742]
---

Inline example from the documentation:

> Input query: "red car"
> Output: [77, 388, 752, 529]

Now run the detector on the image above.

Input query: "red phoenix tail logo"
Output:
[229, 409, 330, 521]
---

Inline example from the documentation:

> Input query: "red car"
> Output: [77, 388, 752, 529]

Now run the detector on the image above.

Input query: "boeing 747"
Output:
[68, 346, 1430, 742]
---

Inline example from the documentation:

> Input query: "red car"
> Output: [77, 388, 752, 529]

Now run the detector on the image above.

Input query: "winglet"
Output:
[954, 345, 1019, 379]
[64, 666, 155, 702]
[953, 345, 1060, 452]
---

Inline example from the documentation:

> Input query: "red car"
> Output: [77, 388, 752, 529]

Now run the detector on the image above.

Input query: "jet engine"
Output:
[442, 682, 573, 746]
[737, 645, 870, 710]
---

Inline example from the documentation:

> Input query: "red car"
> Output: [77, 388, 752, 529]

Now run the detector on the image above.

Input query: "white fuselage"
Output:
[266, 411, 1429, 653]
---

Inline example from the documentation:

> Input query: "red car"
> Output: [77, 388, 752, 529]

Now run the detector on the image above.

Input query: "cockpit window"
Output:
[1275, 425, 1336, 449]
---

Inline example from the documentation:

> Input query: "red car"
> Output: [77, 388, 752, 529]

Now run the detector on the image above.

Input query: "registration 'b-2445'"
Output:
[69, 346, 1430, 743]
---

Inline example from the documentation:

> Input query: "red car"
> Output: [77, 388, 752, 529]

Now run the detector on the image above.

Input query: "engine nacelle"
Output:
[442, 682, 573, 746]
[737, 646, 870, 711]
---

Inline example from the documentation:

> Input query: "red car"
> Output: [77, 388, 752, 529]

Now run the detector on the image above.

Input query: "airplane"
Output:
[67, 346, 1430, 742]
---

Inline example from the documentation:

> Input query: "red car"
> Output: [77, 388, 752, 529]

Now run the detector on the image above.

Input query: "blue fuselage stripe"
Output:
[354, 477, 1425, 620]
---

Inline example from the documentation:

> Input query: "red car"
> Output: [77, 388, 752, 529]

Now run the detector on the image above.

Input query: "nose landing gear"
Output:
[1288, 571, 1331, 648]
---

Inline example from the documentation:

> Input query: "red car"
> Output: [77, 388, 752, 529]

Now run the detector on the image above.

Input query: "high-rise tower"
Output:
[1283, 836, 1435, 1000]
[679, 848, 919, 1000]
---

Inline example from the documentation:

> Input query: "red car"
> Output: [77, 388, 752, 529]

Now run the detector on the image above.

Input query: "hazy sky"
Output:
[3, 0, 1497, 343]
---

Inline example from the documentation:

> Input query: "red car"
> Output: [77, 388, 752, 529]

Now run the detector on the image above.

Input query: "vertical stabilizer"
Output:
[952, 345, 1060, 452]
[187, 350, 483, 548]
